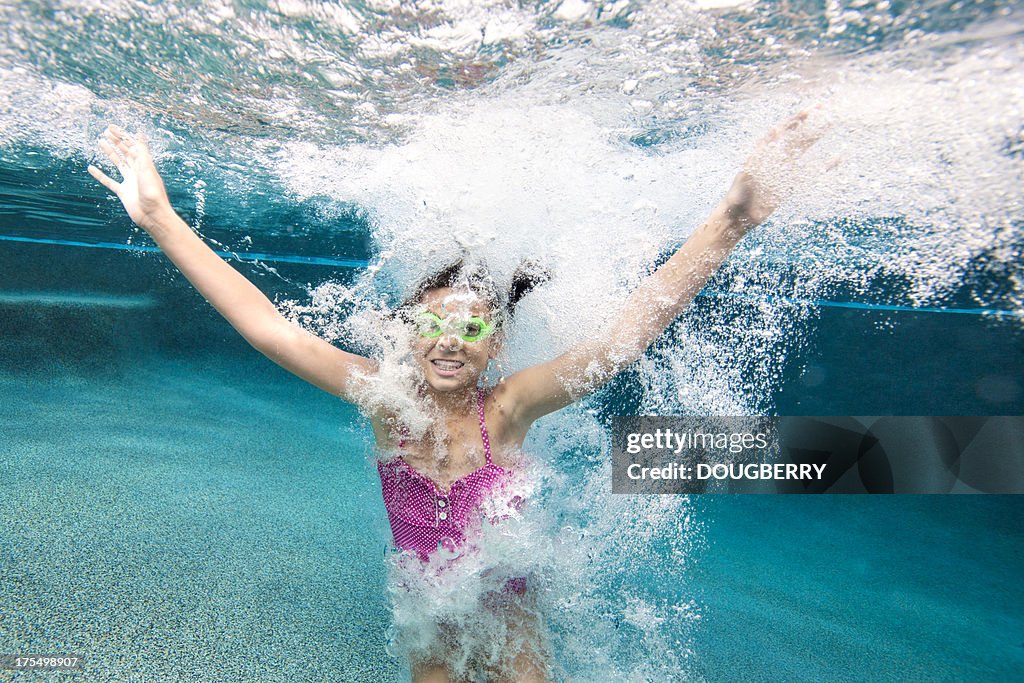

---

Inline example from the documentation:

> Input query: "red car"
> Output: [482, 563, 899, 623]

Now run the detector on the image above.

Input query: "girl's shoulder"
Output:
[482, 381, 530, 449]
[367, 406, 408, 452]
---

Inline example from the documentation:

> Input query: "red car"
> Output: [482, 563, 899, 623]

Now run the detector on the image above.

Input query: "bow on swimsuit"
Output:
[377, 387, 526, 594]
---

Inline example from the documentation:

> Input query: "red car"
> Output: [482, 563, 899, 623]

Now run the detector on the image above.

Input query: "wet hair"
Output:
[398, 256, 551, 329]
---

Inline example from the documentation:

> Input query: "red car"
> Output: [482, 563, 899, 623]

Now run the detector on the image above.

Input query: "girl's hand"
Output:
[723, 107, 827, 229]
[88, 126, 175, 233]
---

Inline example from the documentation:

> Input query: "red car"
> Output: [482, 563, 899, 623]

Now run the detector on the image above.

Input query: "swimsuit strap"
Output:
[477, 387, 493, 464]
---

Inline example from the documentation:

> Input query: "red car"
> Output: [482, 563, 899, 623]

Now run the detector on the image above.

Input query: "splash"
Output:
[266, 11, 1021, 674]
[382, 458, 549, 678]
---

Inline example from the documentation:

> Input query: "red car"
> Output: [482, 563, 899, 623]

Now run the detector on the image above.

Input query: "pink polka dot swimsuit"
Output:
[377, 388, 520, 568]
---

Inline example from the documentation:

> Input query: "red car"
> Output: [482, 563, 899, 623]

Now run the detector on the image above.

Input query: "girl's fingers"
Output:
[107, 124, 132, 142]
[103, 130, 133, 157]
[87, 164, 120, 193]
[788, 128, 822, 156]
[784, 110, 809, 130]
[103, 126, 153, 165]
[98, 139, 124, 168]
[772, 109, 826, 157]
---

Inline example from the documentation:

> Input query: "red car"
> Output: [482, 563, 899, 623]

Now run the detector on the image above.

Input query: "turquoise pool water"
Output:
[3, 1, 1024, 681]
[3, 238, 1022, 682]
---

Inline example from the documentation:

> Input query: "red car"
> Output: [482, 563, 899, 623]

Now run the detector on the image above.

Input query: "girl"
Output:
[88, 109, 824, 682]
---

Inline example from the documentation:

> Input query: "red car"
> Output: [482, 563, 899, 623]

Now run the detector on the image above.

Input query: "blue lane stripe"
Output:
[2, 234, 1020, 318]
[0, 234, 370, 268]
[701, 289, 1024, 318]
[0, 291, 156, 308]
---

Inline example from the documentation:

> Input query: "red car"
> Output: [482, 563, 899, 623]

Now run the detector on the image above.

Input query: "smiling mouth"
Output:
[431, 359, 465, 373]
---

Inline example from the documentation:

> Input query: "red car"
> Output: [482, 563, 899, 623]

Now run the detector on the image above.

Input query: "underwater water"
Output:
[2, 0, 1023, 681]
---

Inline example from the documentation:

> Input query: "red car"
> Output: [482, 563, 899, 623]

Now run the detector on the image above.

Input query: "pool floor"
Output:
[2, 354, 1022, 681]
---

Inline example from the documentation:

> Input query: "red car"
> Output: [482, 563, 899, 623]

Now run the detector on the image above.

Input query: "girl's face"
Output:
[411, 287, 499, 393]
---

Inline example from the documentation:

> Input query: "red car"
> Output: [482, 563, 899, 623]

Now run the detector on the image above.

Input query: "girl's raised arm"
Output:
[501, 110, 826, 428]
[88, 126, 376, 402]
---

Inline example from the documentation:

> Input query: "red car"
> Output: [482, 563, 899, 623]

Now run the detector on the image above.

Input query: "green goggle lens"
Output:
[414, 311, 495, 342]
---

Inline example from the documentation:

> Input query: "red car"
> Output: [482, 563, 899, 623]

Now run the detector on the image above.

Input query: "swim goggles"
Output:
[413, 310, 496, 343]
